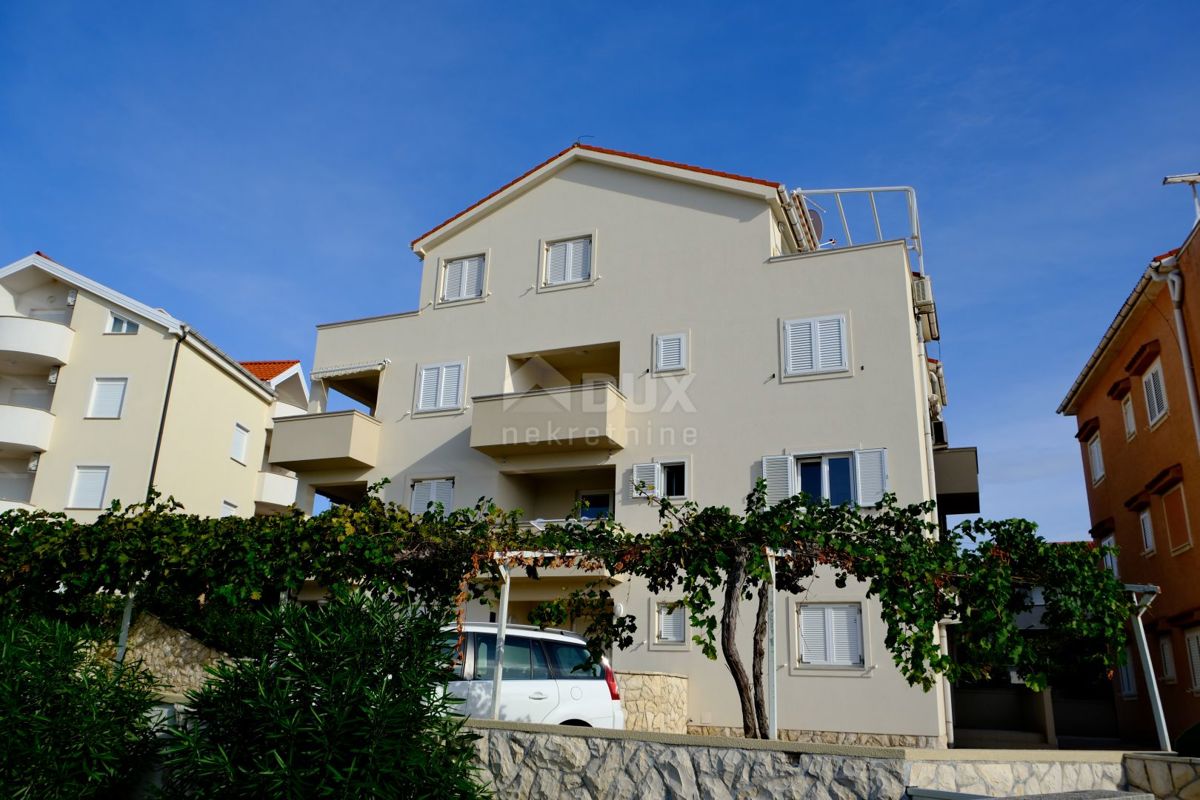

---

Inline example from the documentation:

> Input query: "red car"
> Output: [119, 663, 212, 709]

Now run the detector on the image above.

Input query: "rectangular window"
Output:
[1122, 396, 1137, 439]
[798, 454, 855, 505]
[577, 491, 612, 520]
[87, 378, 127, 419]
[1117, 649, 1137, 697]
[416, 361, 465, 412]
[798, 604, 863, 667]
[1088, 434, 1105, 484]
[782, 315, 848, 377]
[1100, 534, 1119, 577]
[108, 314, 139, 334]
[220, 501, 237, 518]
[656, 602, 686, 644]
[1139, 509, 1156, 553]
[1162, 485, 1192, 552]
[1160, 635, 1177, 682]
[1144, 360, 1168, 425]
[761, 449, 887, 507]
[1187, 629, 1200, 690]
[69, 466, 109, 509]
[544, 236, 592, 285]
[411, 478, 454, 514]
[662, 462, 686, 499]
[229, 423, 250, 464]
[654, 333, 687, 373]
[442, 255, 485, 302]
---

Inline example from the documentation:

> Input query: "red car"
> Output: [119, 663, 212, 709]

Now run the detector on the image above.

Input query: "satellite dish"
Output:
[806, 204, 824, 242]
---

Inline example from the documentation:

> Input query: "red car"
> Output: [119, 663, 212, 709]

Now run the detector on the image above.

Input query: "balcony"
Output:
[0, 316, 74, 370]
[256, 470, 299, 509]
[0, 404, 54, 454]
[268, 410, 380, 471]
[470, 382, 627, 456]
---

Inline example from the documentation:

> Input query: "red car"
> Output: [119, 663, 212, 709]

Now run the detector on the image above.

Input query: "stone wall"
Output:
[687, 724, 942, 749]
[468, 719, 1128, 799]
[1124, 754, 1200, 799]
[107, 613, 227, 695]
[616, 670, 688, 734]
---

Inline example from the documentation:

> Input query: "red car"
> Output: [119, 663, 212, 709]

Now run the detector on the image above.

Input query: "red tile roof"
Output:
[1153, 248, 1181, 262]
[411, 144, 782, 248]
[240, 360, 300, 380]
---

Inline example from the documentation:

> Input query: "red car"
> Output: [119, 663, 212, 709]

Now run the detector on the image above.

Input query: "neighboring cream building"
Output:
[270, 145, 978, 745]
[0, 252, 307, 520]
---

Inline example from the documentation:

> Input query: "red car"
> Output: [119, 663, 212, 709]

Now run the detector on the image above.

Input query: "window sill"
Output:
[1141, 548, 1157, 557]
[1170, 541, 1193, 556]
[789, 663, 873, 678]
[536, 278, 597, 295]
[652, 367, 689, 377]
[780, 368, 852, 385]
[648, 640, 690, 653]
[435, 296, 487, 309]
[102, 332, 138, 336]
[84, 416, 121, 421]
[1148, 412, 1169, 432]
[64, 506, 103, 511]
[412, 407, 467, 419]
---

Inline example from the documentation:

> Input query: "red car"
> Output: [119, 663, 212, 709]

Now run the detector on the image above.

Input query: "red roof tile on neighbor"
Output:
[1153, 248, 1181, 262]
[410, 144, 782, 248]
[240, 360, 300, 380]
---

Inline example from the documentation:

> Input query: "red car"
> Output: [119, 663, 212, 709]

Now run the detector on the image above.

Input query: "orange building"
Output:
[1060, 217, 1200, 744]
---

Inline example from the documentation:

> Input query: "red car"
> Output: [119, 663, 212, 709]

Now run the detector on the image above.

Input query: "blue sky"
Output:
[2, 2, 1198, 537]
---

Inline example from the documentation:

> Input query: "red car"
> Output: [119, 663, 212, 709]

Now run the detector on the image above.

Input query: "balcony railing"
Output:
[0, 316, 74, 367]
[470, 382, 627, 456]
[268, 410, 381, 471]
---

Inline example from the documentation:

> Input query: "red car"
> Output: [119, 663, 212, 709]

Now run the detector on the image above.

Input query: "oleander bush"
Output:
[159, 594, 487, 799]
[0, 612, 160, 799]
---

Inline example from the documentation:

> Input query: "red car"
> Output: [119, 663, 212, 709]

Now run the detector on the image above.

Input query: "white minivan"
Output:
[444, 623, 625, 729]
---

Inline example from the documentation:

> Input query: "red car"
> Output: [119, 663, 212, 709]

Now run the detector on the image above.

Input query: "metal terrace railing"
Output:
[794, 186, 926, 275]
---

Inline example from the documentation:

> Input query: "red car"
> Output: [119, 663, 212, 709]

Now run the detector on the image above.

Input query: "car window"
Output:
[544, 640, 602, 679]
[442, 634, 465, 679]
[472, 634, 551, 681]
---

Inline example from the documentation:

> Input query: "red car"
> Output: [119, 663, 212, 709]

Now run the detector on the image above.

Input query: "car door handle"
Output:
[528, 692, 549, 700]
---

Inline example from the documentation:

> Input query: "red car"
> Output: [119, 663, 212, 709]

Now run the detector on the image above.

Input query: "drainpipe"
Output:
[1148, 258, 1200, 457]
[118, 324, 188, 667]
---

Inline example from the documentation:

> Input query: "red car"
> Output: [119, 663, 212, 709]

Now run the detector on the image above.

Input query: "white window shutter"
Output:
[1145, 367, 1168, 423]
[1122, 397, 1136, 437]
[657, 604, 685, 643]
[411, 481, 434, 513]
[1140, 510, 1155, 552]
[799, 605, 827, 664]
[547, 242, 568, 284]
[444, 259, 465, 300]
[89, 378, 127, 418]
[220, 501, 237, 518]
[70, 467, 109, 508]
[464, 257, 484, 298]
[439, 363, 463, 409]
[816, 317, 847, 371]
[418, 366, 441, 410]
[829, 605, 863, 666]
[761, 455, 796, 506]
[632, 462, 661, 498]
[655, 333, 686, 372]
[431, 479, 454, 511]
[1089, 437, 1105, 481]
[783, 320, 815, 375]
[854, 449, 888, 506]
[569, 237, 591, 281]
[1160, 637, 1176, 681]
[1188, 632, 1200, 690]
[230, 424, 249, 463]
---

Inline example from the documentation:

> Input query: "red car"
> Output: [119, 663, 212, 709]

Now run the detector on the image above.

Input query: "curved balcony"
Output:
[0, 499, 35, 513]
[0, 404, 54, 454]
[0, 316, 74, 370]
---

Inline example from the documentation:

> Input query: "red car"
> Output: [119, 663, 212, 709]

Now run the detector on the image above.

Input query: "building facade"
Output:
[0, 252, 306, 520]
[1059, 218, 1200, 744]
[271, 145, 978, 745]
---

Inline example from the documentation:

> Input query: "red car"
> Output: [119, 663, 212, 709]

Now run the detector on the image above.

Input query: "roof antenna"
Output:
[575, 135, 595, 145]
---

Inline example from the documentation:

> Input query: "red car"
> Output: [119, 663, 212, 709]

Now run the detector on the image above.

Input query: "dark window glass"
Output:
[544, 640, 602, 679]
[472, 634, 550, 680]
[799, 460, 822, 498]
[663, 463, 686, 497]
[828, 456, 854, 505]
[579, 493, 611, 520]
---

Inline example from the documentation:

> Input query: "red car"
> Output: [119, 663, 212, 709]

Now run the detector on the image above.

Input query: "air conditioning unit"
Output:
[47, 366, 59, 385]
[912, 276, 935, 309]
[932, 419, 949, 448]
[66, 289, 78, 307]
[27, 454, 40, 473]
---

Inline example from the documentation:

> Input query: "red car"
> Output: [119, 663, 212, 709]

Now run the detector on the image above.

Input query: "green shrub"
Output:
[160, 595, 487, 799]
[0, 613, 160, 798]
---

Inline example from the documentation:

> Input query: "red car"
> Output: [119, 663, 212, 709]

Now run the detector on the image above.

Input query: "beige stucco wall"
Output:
[295, 160, 943, 741]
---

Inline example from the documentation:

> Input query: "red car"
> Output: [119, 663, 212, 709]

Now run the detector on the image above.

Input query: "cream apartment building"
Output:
[0, 252, 307, 520]
[270, 145, 978, 745]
